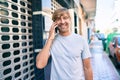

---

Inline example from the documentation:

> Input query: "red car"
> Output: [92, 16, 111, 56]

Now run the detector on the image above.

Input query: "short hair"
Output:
[52, 8, 70, 22]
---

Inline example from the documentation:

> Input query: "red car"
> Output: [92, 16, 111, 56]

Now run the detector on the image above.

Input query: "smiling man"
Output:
[36, 8, 93, 80]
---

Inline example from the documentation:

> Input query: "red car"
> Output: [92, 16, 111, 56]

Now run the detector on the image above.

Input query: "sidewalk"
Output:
[89, 40, 120, 80]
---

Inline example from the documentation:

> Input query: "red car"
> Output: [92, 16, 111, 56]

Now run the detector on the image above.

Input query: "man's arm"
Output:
[36, 39, 53, 69]
[36, 22, 58, 69]
[83, 58, 93, 80]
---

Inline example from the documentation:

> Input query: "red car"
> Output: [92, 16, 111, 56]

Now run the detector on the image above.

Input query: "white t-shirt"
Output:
[50, 33, 92, 80]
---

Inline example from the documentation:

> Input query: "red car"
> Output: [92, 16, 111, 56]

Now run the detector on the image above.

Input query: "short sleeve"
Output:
[81, 39, 92, 59]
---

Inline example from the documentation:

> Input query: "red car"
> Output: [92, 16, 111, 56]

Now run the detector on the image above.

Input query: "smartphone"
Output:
[55, 26, 59, 33]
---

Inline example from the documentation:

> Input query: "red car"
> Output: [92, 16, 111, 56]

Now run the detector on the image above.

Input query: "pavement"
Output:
[89, 40, 120, 80]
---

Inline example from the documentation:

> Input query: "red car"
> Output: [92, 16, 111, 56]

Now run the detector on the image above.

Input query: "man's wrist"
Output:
[47, 38, 54, 41]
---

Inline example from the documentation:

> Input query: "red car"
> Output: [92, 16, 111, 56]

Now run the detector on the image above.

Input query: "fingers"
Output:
[48, 22, 58, 40]
[51, 22, 58, 29]
[49, 22, 58, 32]
[49, 22, 58, 33]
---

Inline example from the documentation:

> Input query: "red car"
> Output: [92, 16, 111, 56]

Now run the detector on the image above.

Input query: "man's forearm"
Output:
[83, 58, 93, 80]
[84, 67, 93, 80]
[36, 39, 53, 69]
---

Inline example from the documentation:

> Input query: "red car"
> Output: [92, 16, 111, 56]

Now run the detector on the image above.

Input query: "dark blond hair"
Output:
[52, 8, 70, 22]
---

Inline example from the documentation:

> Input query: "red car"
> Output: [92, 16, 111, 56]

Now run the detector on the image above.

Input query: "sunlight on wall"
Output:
[95, 0, 115, 34]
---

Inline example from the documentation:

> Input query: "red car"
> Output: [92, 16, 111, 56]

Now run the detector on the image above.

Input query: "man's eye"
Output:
[63, 17, 68, 19]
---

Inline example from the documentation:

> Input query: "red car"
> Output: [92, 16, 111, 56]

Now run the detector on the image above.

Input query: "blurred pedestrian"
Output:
[36, 8, 93, 80]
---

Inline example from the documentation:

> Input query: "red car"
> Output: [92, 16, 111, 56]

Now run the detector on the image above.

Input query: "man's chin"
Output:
[59, 29, 69, 33]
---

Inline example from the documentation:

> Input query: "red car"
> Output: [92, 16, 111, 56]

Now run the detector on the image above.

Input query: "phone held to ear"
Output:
[55, 26, 59, 33]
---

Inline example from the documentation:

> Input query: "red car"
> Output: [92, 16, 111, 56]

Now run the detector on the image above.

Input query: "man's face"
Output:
[55, 13, 71, 33]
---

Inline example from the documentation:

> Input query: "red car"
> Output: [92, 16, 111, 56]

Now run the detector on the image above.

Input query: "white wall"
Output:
[95, 0, 114, 33]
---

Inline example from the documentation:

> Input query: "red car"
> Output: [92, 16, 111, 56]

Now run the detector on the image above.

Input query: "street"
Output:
[89, 39, 120, 80]
[109, 55, 120, 75]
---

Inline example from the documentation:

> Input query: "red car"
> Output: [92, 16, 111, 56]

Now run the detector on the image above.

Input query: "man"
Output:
[36, 8, 93, 80]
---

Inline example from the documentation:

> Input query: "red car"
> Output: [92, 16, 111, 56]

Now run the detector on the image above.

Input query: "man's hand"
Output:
[48, 22, 58, 40]
[36, 22, 58, 69]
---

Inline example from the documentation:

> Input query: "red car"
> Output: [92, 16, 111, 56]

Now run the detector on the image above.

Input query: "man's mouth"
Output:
[58, 25, 67, 29]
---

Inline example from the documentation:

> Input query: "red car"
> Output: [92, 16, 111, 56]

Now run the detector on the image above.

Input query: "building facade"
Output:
[0, 0, 34, 80]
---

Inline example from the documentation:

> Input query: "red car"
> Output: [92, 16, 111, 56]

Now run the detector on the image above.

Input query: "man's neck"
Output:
[59, 32, 71, 36]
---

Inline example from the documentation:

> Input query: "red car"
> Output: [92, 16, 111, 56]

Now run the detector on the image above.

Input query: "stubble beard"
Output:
[58, 24, 71, 34]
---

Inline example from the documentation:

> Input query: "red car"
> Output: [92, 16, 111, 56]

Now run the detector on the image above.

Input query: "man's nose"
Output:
[60, 18, 65, 23]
